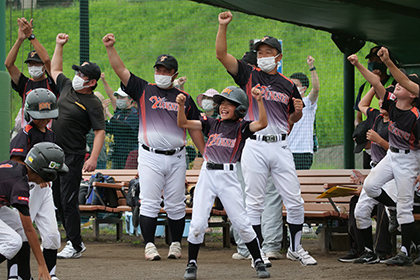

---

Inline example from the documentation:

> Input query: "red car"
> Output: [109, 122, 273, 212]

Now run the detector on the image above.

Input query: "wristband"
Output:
[28, 34, 35, 41]
[309, 66, 316, 71]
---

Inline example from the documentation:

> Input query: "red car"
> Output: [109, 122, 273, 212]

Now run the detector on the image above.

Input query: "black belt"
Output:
[206, 162, 234, 171]
[250, 134, 287, 142]
[142, 144, 184, 156]
[390, 146, 410, 154]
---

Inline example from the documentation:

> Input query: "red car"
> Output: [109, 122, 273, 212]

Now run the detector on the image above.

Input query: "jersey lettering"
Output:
[259, 85, 289, 105]
[11, 148, 24, 153]
[149, 96, 179, 111]
[0, 163, 13, 168]
[388, 120, 410, 141]
[207, 133, 236, 148]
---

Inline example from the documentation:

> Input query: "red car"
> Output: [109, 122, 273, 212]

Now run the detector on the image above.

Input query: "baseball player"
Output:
[216, 11, 317, 266]
[103, 33, 205, 260]
[8, 89, 61, 280]
[0, 142, 68, 280]
[177, 86, 270, 279]
[351, 47, 420, 266]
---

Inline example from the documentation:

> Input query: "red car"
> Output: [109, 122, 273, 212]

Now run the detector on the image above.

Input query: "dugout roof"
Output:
[192, 0, 420, 66]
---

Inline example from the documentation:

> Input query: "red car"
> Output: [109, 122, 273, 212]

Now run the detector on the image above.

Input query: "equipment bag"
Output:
[85, 172, 118, 208]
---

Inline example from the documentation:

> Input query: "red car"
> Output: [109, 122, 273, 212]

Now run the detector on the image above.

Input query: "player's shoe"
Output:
[168, 241, 182, 259]
[184, 262, 197, 280]
[388, 208, 399, 233]
[385, 251, 413, 266]
[338, 248, 360, 263]
[414, 256, 420, 265]
[51, 275, 60, 280]
[57, 241, 82, 259]
[353, 249, 379, 264]
[265, 251, 283, 260]
[287, 245, 317, 266]
[232, 252, 252, 260]
[254, 261, 271, 279]
[251, 253, 272, 268]
[377, 251, 392, 263]
[145, 242, 161, 261]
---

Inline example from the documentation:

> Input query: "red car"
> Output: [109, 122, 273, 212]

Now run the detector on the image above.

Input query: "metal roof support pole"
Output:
[331, 33, 365, 169]
[0, 0, 11, 161]
[80, 0, 89, 64]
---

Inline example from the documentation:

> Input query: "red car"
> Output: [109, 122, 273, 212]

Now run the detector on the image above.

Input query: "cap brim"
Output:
[354, 142, 367, 153]
[25, 58, 43, 64]
[28, 109, 59, 120]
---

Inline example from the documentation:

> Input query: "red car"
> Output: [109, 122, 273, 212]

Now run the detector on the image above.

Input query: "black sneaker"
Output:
[414, 256, 420, 265]
[385, 251, 413, 266]
[255, 261, 270, 279]
[377, 251, 392, 264]
[353, 250, 379, 264]
[184, 263, 197, 280]
[338, 248, 360, 263]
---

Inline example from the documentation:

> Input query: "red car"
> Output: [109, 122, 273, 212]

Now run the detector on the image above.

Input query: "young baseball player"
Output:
[216, 11, 317, 266]
[103, 33, 205, 261]
[177, 86, 269, 279]
[349, 47, 420, 266]
[0, 142, 68, 280]
[9, 88, 61, 280]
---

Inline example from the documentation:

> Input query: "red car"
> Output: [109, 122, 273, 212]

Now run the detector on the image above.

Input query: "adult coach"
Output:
[216, 11, 316, 265]
[103, 33, 204, 260]
[50, 33, 105, 259]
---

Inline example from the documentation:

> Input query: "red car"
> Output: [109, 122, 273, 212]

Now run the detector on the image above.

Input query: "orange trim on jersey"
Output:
[139, 89, 149, 146]
[410, 107, 420, 118]
[278, 72, 294, 85]
[11, 148, 24, 153]
[24, 124, 33, 133]
[18, 196, 29, 202]
[0, 163, 13, 168]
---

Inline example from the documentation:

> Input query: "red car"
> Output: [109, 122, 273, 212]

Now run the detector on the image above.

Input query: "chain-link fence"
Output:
[6, 0, 376, 169]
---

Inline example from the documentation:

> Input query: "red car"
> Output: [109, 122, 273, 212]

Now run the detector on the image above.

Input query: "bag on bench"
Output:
[126, 178, 140, 227]
[86, 172, 119, 208]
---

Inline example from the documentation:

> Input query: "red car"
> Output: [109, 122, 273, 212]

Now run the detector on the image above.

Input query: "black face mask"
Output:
[368, 62, 386, 73]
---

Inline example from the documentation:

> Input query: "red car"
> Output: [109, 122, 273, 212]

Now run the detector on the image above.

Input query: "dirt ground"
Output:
[2, 229, 420, 280]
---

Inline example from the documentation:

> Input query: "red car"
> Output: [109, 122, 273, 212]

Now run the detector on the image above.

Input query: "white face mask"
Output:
[297, 86, 305, 95]
[72, 75, 90, 91]
[257, 53, 280, 73]
[116, 99, 128, 110]
[28, 66, 44, 79]
[201, 99, 214, 111]
[154, 73, 176, 89]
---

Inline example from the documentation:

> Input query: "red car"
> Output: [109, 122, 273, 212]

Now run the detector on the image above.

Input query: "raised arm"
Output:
[307, 55, 319, 104]
[103, 33, 131, 87]
[289, 98, 303, 124]
[4, 19, 27, 85]
[358, 87, 376, 117]
[215, 11, 239, 76]
[176, 94, 202, 130]
[347, 54, 386, 100]
[18, 18, 52, 75]
[249, 86, 268, 132]
[100, 72, 117, 110]
[50, 33, 69, 83]
[378, 47, 419, 97]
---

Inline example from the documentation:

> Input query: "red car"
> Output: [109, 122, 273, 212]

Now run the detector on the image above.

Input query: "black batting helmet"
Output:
[213, 86, 249, 118]
[24, 88, 58, 122]
[24, 142, 68, 182]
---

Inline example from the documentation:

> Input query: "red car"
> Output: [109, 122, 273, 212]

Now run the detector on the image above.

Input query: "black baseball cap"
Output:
[365, 45, 382, 59]
[253, 36, 282, 54]
[154, 54, 178, 73]
[72, 62, 101, 81]
[24, 50, 43, 64]
[352, 120, 369, 153]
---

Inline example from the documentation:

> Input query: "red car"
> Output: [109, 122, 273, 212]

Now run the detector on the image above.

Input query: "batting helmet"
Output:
[24, 88, 58, 122]
[24, 142, 68, 182]
[213, 86, 249, 118]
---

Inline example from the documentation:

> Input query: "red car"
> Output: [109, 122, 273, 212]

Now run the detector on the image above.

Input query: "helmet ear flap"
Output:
[234, 104, 248, 118]
[24, 108, 31, 122]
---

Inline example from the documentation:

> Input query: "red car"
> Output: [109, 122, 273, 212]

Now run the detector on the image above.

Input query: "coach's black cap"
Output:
[253, 36, 282, 54]
[24, 50, 43, 64]
[353, 120, 369, 153]
[154, 54, 178, 73]
[72, 62, 101, 81]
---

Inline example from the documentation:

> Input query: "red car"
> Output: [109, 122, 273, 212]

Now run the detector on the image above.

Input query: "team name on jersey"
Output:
[388, 120, 410, 141]
[0, 163, 13, 168]
[258, 85, 290, 105]
[149, 96, 179, 111]
[207, 133, 236, 148]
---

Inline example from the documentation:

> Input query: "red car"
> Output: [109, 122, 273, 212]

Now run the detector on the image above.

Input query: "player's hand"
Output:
[350, 169, 364, 185]
[17, 17, 33, 38]
[38, 263, 52, 279]
[307, 55, 315, 68]
[366, 129, 380, 143]
[178, 76, 187, 86]
[377, 47, 390, 63]
[251, 86, 262, 101]
[56, 33, 69, 46]
[39, 182, 51, 188]
[176, 93, 186, 105]
[347, 54, 359, 65]
[218, 11, 233, 26]
[292, 97, 303, 113]
[103, 33, 115, 48]
[102, 98, 111, 108]
[100, 73, 105, 80]
[83, 157, 97, 173]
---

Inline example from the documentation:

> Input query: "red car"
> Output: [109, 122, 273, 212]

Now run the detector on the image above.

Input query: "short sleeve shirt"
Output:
[121, 73, 200, 150]
[0, 160, 30, 216]
[52, 74, 105, 154]
[382, 91, 420, 150]
[229, 60, 303, 135]
[201, 116, 253, 163]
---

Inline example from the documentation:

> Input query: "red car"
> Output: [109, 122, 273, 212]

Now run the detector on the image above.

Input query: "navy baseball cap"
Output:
[365, 45, 382, 59]
[24, 50, 43, 64]
[352, 120, 369, 153]
[72, 62, 101, 81]
[154, 54, 178, 73]
[253, 36, 282, 54]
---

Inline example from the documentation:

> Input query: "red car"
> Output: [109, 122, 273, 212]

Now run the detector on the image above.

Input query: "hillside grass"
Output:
[5, 0, 375, 148]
